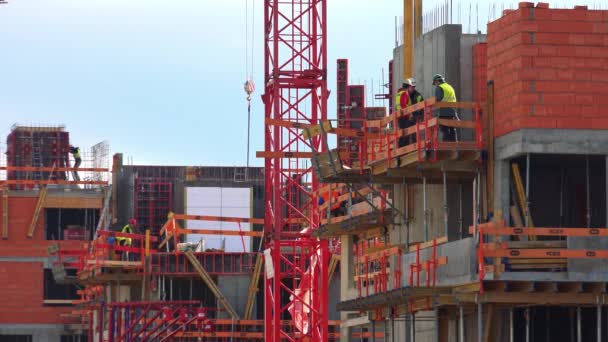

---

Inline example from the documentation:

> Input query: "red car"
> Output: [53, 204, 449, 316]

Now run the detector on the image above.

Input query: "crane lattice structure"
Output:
[261, 0, 330, 341]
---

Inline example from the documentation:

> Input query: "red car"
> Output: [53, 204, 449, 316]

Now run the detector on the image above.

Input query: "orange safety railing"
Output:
[315, 184, 390, 227]
[473, 220, 608, 288]
[353, 236, 449, 302]
[77, 231, 155, 277]
[365, 97, 483, 165]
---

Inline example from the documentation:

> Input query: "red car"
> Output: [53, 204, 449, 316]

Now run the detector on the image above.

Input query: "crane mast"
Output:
[261, 0, 329, 340]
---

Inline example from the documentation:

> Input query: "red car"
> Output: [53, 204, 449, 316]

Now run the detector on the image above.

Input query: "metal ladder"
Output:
[31, 136, 44, 184]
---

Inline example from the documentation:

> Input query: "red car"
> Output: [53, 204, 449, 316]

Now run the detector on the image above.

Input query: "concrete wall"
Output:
[217, 275, 251, 319]
[391, 182, 473, 245]
[393, 25, 486, 103]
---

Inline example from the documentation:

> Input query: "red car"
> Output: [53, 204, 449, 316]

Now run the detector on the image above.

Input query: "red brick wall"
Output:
[487, 2, 608, 137]
[473, 43, 488, 104]
[0, 197, 84, 256]
[0, 196, 85, 324]
[0, 262, 76, 324]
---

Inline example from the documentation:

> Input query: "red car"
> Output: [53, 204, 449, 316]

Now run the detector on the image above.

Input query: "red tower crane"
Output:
[261, 0, 329, 341]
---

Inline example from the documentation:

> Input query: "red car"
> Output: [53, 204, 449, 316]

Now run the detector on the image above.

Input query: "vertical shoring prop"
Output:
[525, 307, 530, 342]
[477, 302, 482, 342]
[525, 153, 531, 227]
[597, 298, 602, 342]
[442, 166, 448, 239]
[405, 181, 410, 247]
[459, 183, 463, 239]
[577, 306, 582, 342]
[586, 155, 591, 228]
[459, 304, 464, 342]
[412, 312, 416, 342]
[509, 307, 514, 342]
[423, 175, 429, 241]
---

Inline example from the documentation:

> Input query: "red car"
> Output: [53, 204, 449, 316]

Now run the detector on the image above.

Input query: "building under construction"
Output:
[1, 1, 608, 342]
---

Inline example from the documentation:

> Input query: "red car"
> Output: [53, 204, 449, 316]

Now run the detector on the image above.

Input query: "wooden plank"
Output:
[43, 196, 103, 209]
[27, 188, 47, 238]
[328, 254, 340, 283]
[243, 253, 263, 320]
[510, 205, 524, 228]
[185, 250, 240, 319]
[1, 187, 8, 239]
[512, 163, 535, 233]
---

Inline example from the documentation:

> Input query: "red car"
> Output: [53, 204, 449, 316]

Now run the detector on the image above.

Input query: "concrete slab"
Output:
[495, 128, 608, 160]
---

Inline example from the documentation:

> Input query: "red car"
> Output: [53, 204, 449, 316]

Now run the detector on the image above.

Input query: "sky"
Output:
[1, 0, 604, 167]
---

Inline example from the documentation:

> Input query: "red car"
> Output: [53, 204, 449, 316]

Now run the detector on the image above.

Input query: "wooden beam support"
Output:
[27, 187, 48, 238]
[243, 253, 263, 320]
[184, 250, 240, 319]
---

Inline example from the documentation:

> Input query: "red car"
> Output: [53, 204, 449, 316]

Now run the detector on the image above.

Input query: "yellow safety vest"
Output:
[395, 90, 409, 112]
[438, 82, 457, 102]
[117, 224, 133, 245]
[74, 148, 81, 159]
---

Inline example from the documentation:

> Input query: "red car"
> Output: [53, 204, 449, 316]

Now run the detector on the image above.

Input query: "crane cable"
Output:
[244, 0, 255, 168]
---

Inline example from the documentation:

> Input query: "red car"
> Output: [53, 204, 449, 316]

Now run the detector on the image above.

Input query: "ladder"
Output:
[31, 136, 44, 183]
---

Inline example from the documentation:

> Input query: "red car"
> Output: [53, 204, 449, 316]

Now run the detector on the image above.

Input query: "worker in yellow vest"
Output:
[69, 145, 81, 181]
[433, 74, 460, 141]
[116, 218, 136, 260]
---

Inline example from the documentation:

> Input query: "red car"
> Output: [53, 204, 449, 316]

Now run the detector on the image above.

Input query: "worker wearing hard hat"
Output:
[69, 145, 81, 181]
[395, 83, 409, 114]
[116, 219, 135, 246]
[116, 218, 136, 260]
[432, 74, 460, 141]
[397, 78, 424, 147]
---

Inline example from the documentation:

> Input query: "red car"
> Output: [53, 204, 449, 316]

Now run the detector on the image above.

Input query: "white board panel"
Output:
[185, 187, 252, 252]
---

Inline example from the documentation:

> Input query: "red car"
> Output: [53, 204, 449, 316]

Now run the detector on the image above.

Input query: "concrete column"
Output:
[494, 159, 510, 221]
[339, 235, 354, 342]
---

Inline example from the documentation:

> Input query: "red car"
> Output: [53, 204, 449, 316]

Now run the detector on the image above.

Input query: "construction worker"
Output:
[432, 74, 460, 141]
[116, 218, 136, 260]
[394, 83, 408, 114]
[69, 145, 81, 181]
[318, 187, 345, 217]
[407, 78, 425, 144]
[397, 79, 424, 147]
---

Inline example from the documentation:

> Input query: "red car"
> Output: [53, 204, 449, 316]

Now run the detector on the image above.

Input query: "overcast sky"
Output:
[1, 0, 603, 167]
